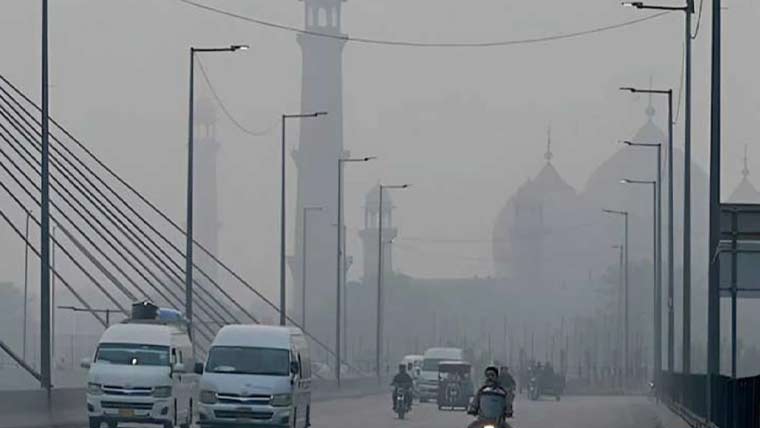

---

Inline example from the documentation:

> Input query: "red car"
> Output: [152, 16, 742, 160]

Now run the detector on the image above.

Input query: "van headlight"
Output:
[199, 390, 218, 404]
[153, 386, 172, 398]
[270, 394, 292, 407]
[87, 383, 103, 395]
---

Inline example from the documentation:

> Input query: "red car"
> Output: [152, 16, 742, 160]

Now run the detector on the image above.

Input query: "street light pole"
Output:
[301, 206, 322, 329]
[376, 184, 409, 384]
[23, 212, 30, 362]
[279, 111, 327, 327]
[621, 178, 658, 380]
[623, 0, 695, 376]
[40, 0, 51, 391]
[186, 44, 248, 335]
[335, 156, 374, 386]
[603, 209, 629, 388]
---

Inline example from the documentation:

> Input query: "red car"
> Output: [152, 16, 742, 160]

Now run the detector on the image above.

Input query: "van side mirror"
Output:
[290, 361, 300, 375]
[194, 362, 204, 375]
[80, 358, 92, 369]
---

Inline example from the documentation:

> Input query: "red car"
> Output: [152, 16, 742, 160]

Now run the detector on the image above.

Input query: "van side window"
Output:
[171, 348, 177, 365]
[177, 350, 183, 364]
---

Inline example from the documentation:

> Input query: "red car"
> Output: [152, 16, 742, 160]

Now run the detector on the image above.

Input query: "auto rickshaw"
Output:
[436, 361, 473, 410]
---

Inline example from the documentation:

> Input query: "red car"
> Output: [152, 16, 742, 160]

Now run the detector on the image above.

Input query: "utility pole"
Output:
[682, 0, 694, 376]
[707, 0, 721, 422]
[336, 156, 373, 386]
[40, 0, 52, 391]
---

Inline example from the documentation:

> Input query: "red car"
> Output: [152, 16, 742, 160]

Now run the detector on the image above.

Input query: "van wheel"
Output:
[88, 418, 101, 428]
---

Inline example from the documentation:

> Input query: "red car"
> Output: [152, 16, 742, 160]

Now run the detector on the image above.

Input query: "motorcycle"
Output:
[466, 386, 509, 428]
[394, 386, 412, 419]
[527, 376, 540, 401]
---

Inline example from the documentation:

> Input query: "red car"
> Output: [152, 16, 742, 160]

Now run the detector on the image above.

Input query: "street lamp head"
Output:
[619, 87, 637, 93]
[314, 111, 328, 117]
[230, 44, 250, 51]
[622, 2, 644, 7]
[363, 156, 377, 162]
[620, 179, 630, 184]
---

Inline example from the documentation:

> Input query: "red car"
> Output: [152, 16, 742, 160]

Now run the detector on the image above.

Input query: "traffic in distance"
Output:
[78, 302, 572, 428]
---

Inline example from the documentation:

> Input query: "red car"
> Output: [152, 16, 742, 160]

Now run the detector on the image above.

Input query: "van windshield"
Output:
[95, 343, 170, 366]
[422, 358, 448, 371]
[206, 346, 290, 376]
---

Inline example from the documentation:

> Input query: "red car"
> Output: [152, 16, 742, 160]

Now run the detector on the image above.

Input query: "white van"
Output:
[81, 309, 196, 428]
[195, 325, 311, 428]
[416, 347, 464, 402]
[401, 355, 423, 379]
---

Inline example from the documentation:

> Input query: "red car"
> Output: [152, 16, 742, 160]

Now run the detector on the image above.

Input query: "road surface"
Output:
[311, 394, 661, 428]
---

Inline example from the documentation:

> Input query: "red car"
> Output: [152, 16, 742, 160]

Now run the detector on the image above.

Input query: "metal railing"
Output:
[658, 371, 760, 428]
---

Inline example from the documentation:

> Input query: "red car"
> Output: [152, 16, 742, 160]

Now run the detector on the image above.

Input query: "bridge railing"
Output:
[658, 371, 760, 428]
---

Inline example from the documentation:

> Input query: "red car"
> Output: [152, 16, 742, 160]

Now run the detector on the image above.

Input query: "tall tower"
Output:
[194, 96, 221, 287]
[359, 185, 398, 287]
[290, 0, 347, 342]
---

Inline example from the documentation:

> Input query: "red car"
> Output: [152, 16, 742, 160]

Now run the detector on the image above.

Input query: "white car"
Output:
[81, 314, 196, 428]
[195, 325, 312, 428]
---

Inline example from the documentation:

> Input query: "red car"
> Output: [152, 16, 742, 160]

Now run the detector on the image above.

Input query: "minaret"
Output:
[290, 0, 347, 340]
[359, 185, 398, 287]
[194, 96, 221, 289]
[545, 123, 553, 164]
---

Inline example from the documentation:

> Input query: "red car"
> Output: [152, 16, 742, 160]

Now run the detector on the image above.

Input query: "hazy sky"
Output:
[1, 0, 758, 302]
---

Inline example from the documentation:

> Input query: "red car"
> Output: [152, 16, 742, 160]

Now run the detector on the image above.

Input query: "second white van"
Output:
[195, 325, 311, 428]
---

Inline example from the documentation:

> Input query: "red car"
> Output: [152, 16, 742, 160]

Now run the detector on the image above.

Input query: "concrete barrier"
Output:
[0, 379, 383, 428]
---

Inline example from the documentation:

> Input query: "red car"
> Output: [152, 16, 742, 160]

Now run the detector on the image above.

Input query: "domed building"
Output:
[492, 127, 592, 298]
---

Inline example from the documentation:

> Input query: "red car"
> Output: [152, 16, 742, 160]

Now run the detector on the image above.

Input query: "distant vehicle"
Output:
[417, 347, 465, 402]
[195, 325, 311, 428]
[401, 355, 424, 379]
[81, 302, 196, 428]
[436, 361, 473, 410]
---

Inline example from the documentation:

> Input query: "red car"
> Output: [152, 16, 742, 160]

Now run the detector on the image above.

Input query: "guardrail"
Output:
[658, 371, 760, 428]
[0, 378, 383, 428]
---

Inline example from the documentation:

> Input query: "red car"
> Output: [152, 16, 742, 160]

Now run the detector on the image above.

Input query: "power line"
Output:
[178, 0, 672, 48]
[196, 58, 277, 137]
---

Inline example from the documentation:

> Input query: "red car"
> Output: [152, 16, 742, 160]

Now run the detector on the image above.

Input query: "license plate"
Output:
[118, 409, 135, 417]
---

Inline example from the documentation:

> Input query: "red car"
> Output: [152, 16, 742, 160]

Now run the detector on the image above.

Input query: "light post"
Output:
[186, 44, 248, 334]
[376, 184, 410, 383]
[301, 206, 323, 329]
[621, 178, 658, 380]
[40, 0, 51, 390]
[23, 212, 30, 361]
[57, 306, 121, 327]
[335, 156, 374, 385]
[621, 86, 674, 374]
[612, 243, 624, 385]
[624, 0, 695, 377]
[280, 111, 327, 326]
[622, 140, 663, 378]
[603, 209, 629, 388]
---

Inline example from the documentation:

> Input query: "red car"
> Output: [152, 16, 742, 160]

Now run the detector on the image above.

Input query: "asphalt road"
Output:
[311, 394, 662, 428]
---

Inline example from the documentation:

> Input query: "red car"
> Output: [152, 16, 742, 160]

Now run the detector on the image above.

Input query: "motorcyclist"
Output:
[499, 366, 516, 417]
[468, 366, 507, 416]
[391, 364, 414, 410]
